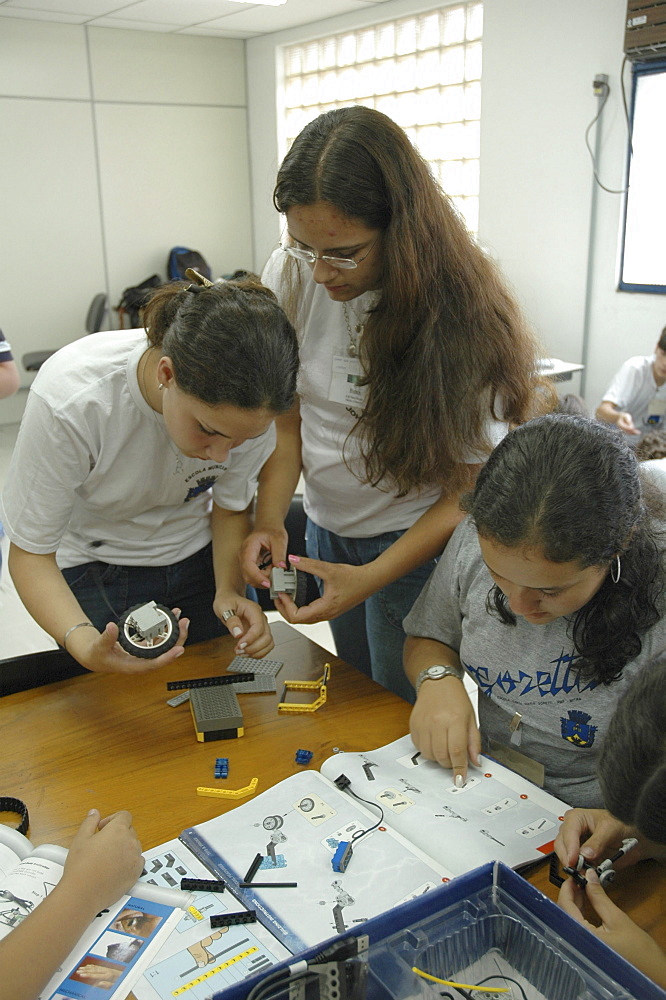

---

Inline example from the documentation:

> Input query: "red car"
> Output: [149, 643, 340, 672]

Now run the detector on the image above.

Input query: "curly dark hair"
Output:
[462, 414, 666, 684]
[273, 105, 553, 497]
[598, 659, 666, 843]
[636, 429, 666, 462]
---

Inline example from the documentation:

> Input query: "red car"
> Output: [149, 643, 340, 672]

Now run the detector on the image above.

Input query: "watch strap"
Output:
[414, 664, 463, 696]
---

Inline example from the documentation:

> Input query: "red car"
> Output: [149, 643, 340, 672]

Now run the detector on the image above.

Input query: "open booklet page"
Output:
[319, 734, 569, 873]
[0, 835, 181, 1000]
[130, 838, 290, 1000]
[179, 769, 454, 954]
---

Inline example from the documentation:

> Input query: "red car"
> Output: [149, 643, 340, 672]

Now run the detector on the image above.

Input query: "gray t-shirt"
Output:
[404, 517, 666, 807]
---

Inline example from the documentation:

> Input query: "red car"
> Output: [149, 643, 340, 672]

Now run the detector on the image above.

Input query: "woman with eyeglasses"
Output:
[241, 105, 550, 701]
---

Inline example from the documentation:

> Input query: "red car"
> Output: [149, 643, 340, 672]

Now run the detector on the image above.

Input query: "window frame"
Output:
[618, 57, 666, 295]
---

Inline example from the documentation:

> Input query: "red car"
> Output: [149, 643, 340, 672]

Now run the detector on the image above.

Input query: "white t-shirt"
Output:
[262, 251, 507, 537]
[0, 329, 276, 569]
[600, 354, 666, 438]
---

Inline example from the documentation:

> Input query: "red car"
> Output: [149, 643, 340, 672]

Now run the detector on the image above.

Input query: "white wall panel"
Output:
[95, 103, 252, 302]
[88, 27, 246, 105]
[0, 19, 90, 99]
[0, 97, 106, 361]
[0, 18, 251, 421]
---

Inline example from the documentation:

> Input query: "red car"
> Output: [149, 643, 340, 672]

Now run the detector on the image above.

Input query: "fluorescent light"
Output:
[226, 0, 287, 5]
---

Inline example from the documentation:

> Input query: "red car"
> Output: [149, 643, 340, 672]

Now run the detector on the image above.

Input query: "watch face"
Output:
[427, 666, 447, 680]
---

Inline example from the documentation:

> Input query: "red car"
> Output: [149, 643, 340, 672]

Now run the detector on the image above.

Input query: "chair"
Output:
[0, 647, 89, 697]
[22, 292, 109, 373]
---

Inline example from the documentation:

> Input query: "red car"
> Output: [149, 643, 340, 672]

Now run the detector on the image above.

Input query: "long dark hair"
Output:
[598, 660, 666, 843]
[463, 414, 666, 684]
[274, 105, 552, 497]
[142, 279, 299, 412]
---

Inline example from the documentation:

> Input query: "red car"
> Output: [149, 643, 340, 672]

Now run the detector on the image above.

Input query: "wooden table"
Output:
[1, 621, 664, 953]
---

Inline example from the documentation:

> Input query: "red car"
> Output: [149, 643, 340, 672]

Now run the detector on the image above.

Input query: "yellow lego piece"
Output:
[278, 685, 327, 713]
[196, 777, 258, 800]
[277, 664, 330, 714]
[187, 904, 204, 921]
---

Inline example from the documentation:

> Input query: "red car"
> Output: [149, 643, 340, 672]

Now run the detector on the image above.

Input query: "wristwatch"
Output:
[414, 664, 463, 696]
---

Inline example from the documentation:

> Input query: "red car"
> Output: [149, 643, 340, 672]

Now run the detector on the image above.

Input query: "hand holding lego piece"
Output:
[554, 807, 657, 871]
[212, 592, 274, 657]
[558, 870, 666, 988]
[271, 554, 376, 624]
[68, 609, 188, 674]
[239, 525, 289, 590]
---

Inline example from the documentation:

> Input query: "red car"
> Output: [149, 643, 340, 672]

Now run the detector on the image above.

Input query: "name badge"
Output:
[328, 354, 368, 408]
[646, 397, 666, 425]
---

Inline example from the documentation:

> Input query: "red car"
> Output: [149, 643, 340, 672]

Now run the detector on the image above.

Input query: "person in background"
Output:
[0, 809, 144, 1000]
[0, 329, 20, 579]
[596, 326, 666, 440]
[555, 660, 666, 989]
[242, 105, 551, 701]
[404, 414, 666, 806]
[1, 278, 298, 674]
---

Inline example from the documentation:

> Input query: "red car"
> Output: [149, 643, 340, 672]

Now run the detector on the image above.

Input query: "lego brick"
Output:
[196, 778, 258, 800]
[228, 655, 284, 677]
[295, 749, 313, 765]
[166, 690, 191, 707]
[167, 672, 253, 691]
[180, 878, 226, 893]
[332, 840, 353, 873]
[232, 674, 276, 694]
[214, 757, 229, 778]
[190, 685, 243, 734]
[210, 910, 257, 928]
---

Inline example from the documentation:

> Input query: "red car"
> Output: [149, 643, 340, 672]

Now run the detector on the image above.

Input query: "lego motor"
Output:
[269, 567, 309, 607]
[117, 601, 180, 659]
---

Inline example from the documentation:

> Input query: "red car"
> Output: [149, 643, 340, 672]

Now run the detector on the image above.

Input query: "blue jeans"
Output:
[305, 519, 437, 703]
[62, 542, 226, 646]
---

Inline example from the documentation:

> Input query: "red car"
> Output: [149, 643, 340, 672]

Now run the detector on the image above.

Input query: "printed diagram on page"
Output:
[131, 841, 288, 1000]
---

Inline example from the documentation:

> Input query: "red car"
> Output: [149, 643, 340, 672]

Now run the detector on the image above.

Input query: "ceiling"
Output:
[0, 0, 393, 38]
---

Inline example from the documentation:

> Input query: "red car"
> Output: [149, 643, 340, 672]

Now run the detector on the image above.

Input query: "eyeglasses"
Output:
[280, 236, 378, 270]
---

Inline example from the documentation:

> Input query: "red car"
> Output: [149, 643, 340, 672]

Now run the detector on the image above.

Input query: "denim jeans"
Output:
[305, 519, 437, 704]
[62, 542, 226, 646]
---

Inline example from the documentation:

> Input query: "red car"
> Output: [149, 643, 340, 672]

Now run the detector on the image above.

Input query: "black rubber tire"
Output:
[117, 603, 180, 659]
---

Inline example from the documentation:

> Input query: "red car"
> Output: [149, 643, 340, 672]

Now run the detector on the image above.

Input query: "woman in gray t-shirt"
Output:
[404, 414, 666, 807]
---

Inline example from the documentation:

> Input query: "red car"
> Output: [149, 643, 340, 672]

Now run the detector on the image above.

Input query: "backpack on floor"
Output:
[167, 247, 212, 282]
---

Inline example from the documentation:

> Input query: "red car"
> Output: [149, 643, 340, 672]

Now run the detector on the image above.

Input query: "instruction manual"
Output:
[0, 825, 184, 1000]
[159, 735, 569, 958]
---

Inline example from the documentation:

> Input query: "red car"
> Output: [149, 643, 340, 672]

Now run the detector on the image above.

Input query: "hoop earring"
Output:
[611, 555, 621, 584]
[158, 383, 164, 390]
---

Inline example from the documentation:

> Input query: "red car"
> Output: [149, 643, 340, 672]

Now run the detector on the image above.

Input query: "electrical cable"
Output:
[475, 973, 529, 1000]
[347, 786, 385, 843]
[584, 63, 631, 195]
[245, 960, 311, 1000]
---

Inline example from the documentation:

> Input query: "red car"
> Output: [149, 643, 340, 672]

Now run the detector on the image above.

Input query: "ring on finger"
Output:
[221, 609, 235, 622]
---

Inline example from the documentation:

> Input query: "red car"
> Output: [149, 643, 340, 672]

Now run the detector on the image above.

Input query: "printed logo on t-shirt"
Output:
[464, 649, 591, 699]
[560, 710, 597, 748]
[184, 475, 217, 502]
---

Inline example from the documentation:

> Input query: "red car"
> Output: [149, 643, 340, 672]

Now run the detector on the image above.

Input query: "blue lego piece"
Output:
[214, 757, 229, 778]
[331, 840, 353, 873]
[295, 748, 313, 765]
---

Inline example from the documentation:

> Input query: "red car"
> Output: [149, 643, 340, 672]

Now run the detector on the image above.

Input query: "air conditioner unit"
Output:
[625, 0, 666, 60]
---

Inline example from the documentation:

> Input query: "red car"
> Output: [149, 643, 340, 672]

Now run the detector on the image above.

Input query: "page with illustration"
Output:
[319, 735, 569, 874]
[0, 826, 182, 1000]
[131, 838, 291, 1000]
[179, 770, 453, 954]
